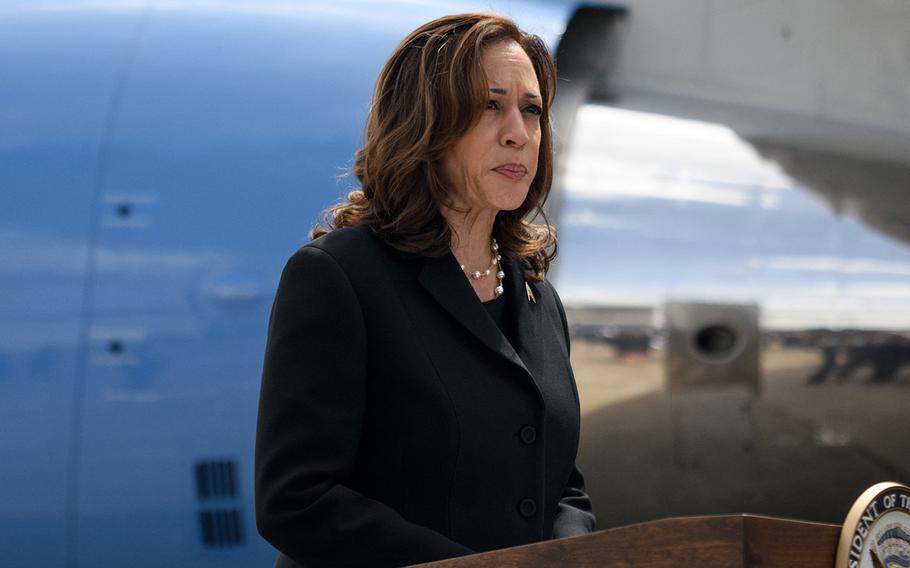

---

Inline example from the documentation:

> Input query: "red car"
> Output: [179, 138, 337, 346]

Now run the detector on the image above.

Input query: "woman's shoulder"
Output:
[305, 224, 377, 257]
[286, 224, 401, 276]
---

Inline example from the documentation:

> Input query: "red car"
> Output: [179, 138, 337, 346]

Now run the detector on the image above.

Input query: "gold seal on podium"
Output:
[836, 482, 910, 568]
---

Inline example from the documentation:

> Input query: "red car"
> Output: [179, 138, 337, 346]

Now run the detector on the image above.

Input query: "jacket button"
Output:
[519, 425, 537, 444]
[518, 498, 537, 517]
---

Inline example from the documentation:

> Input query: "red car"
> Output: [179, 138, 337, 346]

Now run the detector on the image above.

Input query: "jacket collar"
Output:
[417, 251, 544, 401]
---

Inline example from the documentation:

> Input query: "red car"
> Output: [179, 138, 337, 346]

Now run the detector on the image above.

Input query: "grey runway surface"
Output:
[572, 341, 910, 529]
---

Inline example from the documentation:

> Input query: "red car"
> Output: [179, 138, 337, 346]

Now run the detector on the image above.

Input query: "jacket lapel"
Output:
[503, 255, 547, 390]
[417, 252, 542, 398]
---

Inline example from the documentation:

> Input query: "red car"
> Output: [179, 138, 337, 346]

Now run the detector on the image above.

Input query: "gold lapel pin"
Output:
[525, 281, 536, 303]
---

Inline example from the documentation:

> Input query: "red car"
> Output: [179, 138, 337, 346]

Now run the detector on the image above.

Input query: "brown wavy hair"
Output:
[310, 13, 558, 280]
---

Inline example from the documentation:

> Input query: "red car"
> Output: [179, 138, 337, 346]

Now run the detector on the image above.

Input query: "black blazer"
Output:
[255, 224, 595, 567]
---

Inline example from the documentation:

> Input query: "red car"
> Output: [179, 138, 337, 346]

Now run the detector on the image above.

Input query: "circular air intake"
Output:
[692, 324, 742, 364]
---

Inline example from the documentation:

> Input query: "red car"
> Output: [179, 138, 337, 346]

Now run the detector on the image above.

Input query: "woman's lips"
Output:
[493, 164, 528, 180]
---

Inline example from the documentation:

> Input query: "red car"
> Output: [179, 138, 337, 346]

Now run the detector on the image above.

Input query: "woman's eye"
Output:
[525, 104, 543, 116]
[486, 100, 501, 111]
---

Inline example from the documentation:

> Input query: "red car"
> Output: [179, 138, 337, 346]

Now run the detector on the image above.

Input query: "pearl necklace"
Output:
[459, 238, 505, 298]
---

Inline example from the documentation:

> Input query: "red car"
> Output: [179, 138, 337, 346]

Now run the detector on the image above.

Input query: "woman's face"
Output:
[441, 40, 542, 215]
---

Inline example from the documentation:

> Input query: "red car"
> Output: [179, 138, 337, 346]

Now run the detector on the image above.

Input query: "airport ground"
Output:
[572, 340, 910, 529]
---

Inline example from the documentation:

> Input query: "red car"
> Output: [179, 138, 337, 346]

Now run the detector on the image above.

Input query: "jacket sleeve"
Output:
[552, 465, 597, 538]
[255, 246, 475, 567]
[550, 284, 598, 539]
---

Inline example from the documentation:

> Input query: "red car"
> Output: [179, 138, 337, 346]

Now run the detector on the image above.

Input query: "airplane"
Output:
[550, 0, 910, 529]
[0, 1, 608, 565]
[1, 0, 908, 566]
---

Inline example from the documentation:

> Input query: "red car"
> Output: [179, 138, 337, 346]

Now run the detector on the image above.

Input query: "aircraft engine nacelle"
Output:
[664, 301, 761, 393]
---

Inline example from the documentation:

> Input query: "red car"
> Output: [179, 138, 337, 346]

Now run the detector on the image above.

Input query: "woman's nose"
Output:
[500, 108, 529, 148]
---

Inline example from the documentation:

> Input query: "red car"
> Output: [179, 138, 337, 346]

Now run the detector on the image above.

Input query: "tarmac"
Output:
[571, 341, 910, 529]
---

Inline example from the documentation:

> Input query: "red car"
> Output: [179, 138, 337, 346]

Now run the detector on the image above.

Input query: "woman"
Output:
[255, 13, 595, 567]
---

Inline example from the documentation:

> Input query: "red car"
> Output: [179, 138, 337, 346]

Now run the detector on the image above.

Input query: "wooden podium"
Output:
[411, 515, 841, 567]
